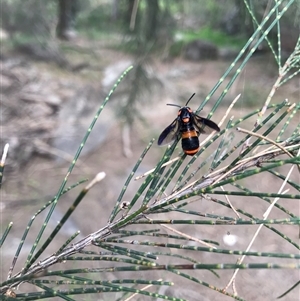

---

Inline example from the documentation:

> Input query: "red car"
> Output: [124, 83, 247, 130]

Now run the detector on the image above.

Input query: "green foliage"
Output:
[77, 3, 120, 35]
[175, 27, 247, 47]
[169, 26, 247, 57]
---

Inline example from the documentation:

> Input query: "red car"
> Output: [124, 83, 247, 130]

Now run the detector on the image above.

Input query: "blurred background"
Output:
[1, 1, 299, 299]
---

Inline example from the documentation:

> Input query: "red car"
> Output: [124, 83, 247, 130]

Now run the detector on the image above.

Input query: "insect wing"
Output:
[193, 114, 220, 134]
[158, 118, 180, 146]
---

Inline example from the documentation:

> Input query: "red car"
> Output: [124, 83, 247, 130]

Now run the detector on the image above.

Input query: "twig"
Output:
[1, 144, 9, 167]
[218, 94, 240, 127]
[135, 156, 181, 180]
[237, 119, 300, 173]
[197, 95, 239, 150]
[160, 224, 217, 249]
[223, 148, 299, 292]
[237, 119, 295, 161]
[130, 0, 140, 31]
[221, 186, 240, 218]
[124, 279, 163, 301]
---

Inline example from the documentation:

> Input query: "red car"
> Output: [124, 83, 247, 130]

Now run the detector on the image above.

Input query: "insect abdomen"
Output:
[181, 130, 199, 156]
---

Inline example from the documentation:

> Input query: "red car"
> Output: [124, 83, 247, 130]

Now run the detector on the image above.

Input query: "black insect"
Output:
[158, 93, 220, 156]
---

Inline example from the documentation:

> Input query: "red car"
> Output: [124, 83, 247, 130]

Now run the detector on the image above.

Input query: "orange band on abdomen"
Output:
[181, 130, 197, 139]
[184, 147, 200, 155]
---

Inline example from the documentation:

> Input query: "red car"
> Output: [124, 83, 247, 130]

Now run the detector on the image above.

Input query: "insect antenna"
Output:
[166, 103, 182, 108]
[185, 93, 196, 106]
[166, 93, 196, 108]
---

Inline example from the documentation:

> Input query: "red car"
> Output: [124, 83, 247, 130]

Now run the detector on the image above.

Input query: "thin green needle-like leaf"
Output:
[56, 231, 80, 255]
[151, 251, 219, 277]
[58, 275, 172, 287]
[226, 102, 291, 171]
[95, 242, 157, 261]
[231, 183, 296, 217]
[203, 102, 285, 174]
[211, 119, 234, 170]
[149, 155, 299, 213]
[264, 224, 300, 250]
[209, 190, 300, 201]
[34, 282, 75, 301]
[276, 103, 300, 141]
[117, 229, 160, 236]
[268, 169, 300, 191]
[280, 67, 300, 86]
[109, 138, 155, 222]
[169, 269, 246, 301]
[135, 217, 300, 226]
[0, 222, 13, 248]
[16, 284, 181, 301]
[243, 0, 278, 63]
[275, 5, 282, 66]
[207, 157, 300, 191]
[196, 0, 291, 117]
[142, 142, 178, 205]
[7, 179, 87, 279]
[291, 125, 300, 139]
[103, 229, 160, 242]
[277, 280, 300, 299]
[175, 149, 217, 192]
[24, 66, 133, 272]
[66, 255, 155, 267]
[25, 181, 96, 270]
[108, 239, 299, 259]
[209, 195, 299, 249]
[121, 143, 177, 216]
[174, 208, 236, 221]
[2, 3, 299, 300]
[112, 204, 149, 231]
[55, 262, 300, 271]
[223, 182, 300, 248]
[14, 288, 119, 300]
[156, 155, 185, 197]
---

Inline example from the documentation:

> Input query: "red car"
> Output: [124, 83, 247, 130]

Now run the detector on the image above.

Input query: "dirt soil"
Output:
[1, 41, 299, 301]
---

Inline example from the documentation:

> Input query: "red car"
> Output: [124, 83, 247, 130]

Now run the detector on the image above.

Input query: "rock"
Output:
[0, 28, 8, 40]
[102, 60, 133, 90]
[0, 74, 14, 92]
[219, 47, 240, 60]
[20, 93, 62, 110]
[53, 85, 114, 162]
[184, 40, 218, 61]
[0, 57, 75, 170]
[15, 42, 69, 67]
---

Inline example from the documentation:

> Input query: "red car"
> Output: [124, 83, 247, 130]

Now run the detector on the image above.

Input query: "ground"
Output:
[1, 41, 299, 300]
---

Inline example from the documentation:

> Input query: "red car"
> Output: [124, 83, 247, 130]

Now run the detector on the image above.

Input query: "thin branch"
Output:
[0, 144, 9, 167]
[160, 224, 217, 249]
[130, 0, 140, 31]
[223, 148, 299, 291]
[221, 186, 240, 218]
[124, 279, 163, 301]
